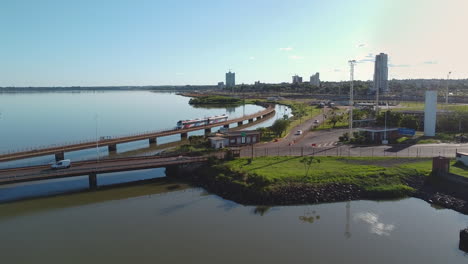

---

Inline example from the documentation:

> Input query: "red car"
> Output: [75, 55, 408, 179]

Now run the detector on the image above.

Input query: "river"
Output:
[0, 91, 467, 263]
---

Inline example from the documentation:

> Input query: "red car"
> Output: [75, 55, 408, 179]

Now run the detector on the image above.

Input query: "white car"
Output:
[51, 159, 71, 169]
[295, 130, 303, 135]
[314, 120, 319, 124]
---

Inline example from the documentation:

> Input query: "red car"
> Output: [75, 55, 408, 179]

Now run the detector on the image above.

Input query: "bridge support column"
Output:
[204, 128, 211, 136]
[88, 173, 97, 189]
[248, 119, 254, 123]
[181, 132, 188, 140]
[149, 138, 157, 145]
[237, 121, 243, 126]
[55, 152, 64, 161]
[223, 124, 229, 129]
[108, 144, 117, 152]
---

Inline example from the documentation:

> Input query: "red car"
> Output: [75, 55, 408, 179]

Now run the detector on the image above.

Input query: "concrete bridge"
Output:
[0, 105, 275, 162]
[0, 155, 209, 188]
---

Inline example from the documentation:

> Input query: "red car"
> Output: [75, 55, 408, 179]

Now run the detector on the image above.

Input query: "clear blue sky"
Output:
[1, 0, 467, 86]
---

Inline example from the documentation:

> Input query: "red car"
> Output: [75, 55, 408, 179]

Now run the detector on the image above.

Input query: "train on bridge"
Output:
[176, 114, 228, 129]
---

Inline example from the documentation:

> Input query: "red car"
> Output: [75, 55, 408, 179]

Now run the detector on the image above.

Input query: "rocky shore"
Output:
[181, 166, 468, 215]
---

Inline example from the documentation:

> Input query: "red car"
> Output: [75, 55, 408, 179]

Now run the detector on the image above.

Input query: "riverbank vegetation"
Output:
[189, 95, 243, 106]
[192, 156, 434, 205]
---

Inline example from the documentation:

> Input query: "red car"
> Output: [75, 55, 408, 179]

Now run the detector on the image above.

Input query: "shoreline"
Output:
[178, 164, 468, 215]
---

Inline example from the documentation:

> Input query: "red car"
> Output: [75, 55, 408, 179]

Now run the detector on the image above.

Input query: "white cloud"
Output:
[423, 61, 438, 65]
[175, 72, 184, 76]
[288, 55, 303, 60]
[355, 212, 395, 236]
[333, 69, 341, 72]
[389, 64, 411, 68]
[249, 56, 255, 60]
[279, 47, 293, 51]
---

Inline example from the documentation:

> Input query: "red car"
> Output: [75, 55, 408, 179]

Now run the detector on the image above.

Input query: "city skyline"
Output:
[1, 0, 467, 87]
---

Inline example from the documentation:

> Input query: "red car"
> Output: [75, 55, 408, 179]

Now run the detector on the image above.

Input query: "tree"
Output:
[376, 110, 402, 127]
[300, 156, 320, 178]
[328, 112, 344, 128]
[400, 115, 419, 130]
[294, 103, 307, 123]
[270, 119, 290, 137]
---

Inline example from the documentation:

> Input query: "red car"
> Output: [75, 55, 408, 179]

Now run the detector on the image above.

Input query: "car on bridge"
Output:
[51, 159, 71, 169]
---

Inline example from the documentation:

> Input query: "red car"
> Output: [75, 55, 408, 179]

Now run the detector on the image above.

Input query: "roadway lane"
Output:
[0, 156, 207, 185]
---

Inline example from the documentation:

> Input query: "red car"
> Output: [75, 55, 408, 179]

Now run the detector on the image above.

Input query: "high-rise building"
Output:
[292, 75, 302, 84]
[226, 71, 235, 88]
[310, 72, 320, 86]
[217, 82, 225, 89]
[372, 53, 389, 93]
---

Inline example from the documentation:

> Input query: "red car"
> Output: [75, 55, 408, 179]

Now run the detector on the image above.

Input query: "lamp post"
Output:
[95, 114, 99, 163]
[348, 60, 356, 138]
[445, 71, 452, 104]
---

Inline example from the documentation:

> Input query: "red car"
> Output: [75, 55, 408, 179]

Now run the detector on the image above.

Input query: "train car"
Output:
[207, 114, 228, 124]
[176, 114, 228, 129]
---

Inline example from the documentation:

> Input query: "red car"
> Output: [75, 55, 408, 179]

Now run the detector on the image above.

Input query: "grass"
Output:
[218, 156, 432, 196]
[393, 101, 468, 112]
[451, 161, 468, 178]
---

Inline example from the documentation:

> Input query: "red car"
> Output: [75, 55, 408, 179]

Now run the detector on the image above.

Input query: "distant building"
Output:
[226, 71, 235, 88]
[310, 72, 320, 86]
[217, 82, 225, 89]
[372, 53, 389, 93]
[254, 80, 262, 86]
[292, 75, 302, 84]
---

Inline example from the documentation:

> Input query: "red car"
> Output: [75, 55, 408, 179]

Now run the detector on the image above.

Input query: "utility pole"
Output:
[348, 60, 356, 138]
[446, 71, 452, 104]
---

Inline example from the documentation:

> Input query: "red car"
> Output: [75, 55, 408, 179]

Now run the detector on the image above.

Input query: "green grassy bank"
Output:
[195, 156, 434, 204]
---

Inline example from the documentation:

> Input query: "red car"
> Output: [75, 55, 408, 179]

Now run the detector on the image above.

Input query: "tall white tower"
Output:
[424, 90, 437, 137]
[372, 53, 389, 94]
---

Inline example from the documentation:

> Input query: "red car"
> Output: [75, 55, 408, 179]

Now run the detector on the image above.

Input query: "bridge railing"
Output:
[0, 106, 275, 156]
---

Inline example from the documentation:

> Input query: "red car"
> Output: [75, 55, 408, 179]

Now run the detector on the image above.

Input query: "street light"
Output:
[348, 60, 356, 138]
[95, 114, 99, 163]
[445, 71, 452, 104]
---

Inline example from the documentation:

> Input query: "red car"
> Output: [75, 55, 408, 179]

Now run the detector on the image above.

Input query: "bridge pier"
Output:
[204, 128, 211, 136]
[108, 144, 117, 152]
[181, 132, 188, 140]
[88, 173, 97, 189]
[149, 137, 157, 145]
[55, 152, 65, 161]
[237, 121, 243, 127]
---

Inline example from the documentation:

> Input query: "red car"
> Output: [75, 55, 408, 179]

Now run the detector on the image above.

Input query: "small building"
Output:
[208, 130, 261, 148]
[356, 127, 399, 144]
[456, 152, 468, 166]
[224, 131, 261, 146]
[209, 136, 229, 149]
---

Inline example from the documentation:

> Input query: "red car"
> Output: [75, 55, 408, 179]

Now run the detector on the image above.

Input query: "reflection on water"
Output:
[355, 212, 396, 236]
[0, 188, 467, 263]
[253, 206, 271, 216]
[299, 207, 321, 224]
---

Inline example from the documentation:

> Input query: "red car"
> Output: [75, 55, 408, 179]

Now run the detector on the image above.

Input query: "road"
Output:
[0, 155, 207, 185]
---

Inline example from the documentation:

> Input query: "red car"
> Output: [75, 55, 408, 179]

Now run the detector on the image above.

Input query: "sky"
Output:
[1, 0, 467, 86]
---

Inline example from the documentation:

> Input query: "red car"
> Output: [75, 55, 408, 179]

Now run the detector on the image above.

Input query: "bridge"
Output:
[0, 105, 275, 162]
[0, 155, 209, 188]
